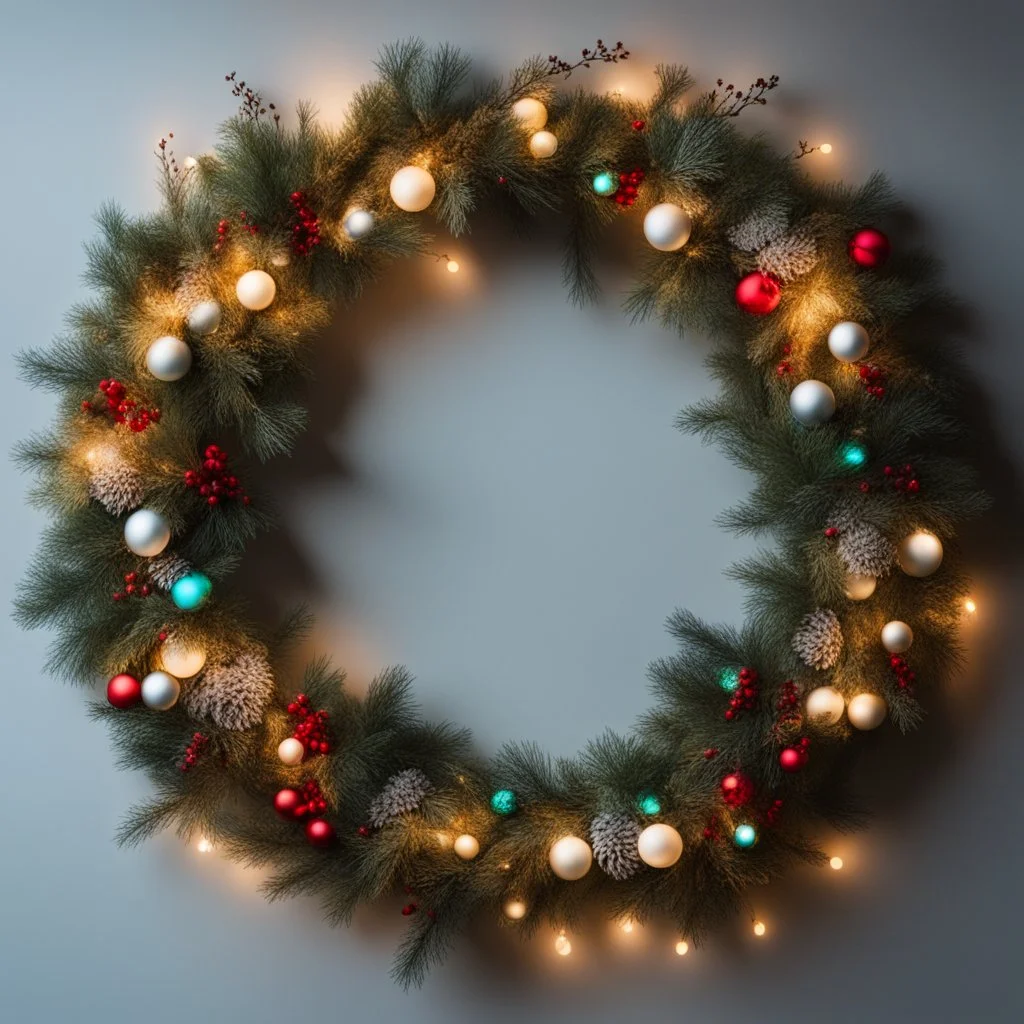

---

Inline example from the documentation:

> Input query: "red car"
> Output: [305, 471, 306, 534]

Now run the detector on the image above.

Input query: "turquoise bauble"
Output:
[490, 789, 517, 816]
[170, 572, 212, 611]
[635, 790, 662, 815]
[840, 440, 868, 468]
[592, 171, 616, 196]
[734, 823, 758, 848]
[718, 668, 740, 692]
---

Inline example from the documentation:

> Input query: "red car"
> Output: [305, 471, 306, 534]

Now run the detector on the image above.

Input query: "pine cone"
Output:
[173, 269, 214, 315]
[792, 609, 843, 671]
[87, 448, 143, 515]
[756, 224, 819, 282]
[148, 553, 192, 591]
[590, 810, 642, 880]
[727, 206, 789, 252]
[367, 768, 433, 829]
[831, 502, 894, 577]
[182, 648, 274, 731]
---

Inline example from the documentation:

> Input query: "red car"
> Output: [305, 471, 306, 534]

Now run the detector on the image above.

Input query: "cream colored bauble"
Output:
[141, 671, 180, 711]
[389, 165, 436, 212]
[805, 686, 846, 726]
[453, 834, 480, 860]
[123, 509, 171, 557]
[186, 300, 222, 336]
[897, 531, 943, 577]
[511, 97, 548, 132]
[277, 737, 305, 766]
[235, 269, 277, 311]
[827, 321, 871, 362]
[343, 208, 376, 240]
[844, 572, 877, 601]
[145, 336, 193, 382]
[158, 639, 206, 678]
[636, 823, 684, 868]
[503, 899, 527, 920]
[548, 835, 593, 880]
[643, 203, 693, 252]
[847, 692, 888, 731]
[528, 130, 558, 159]
[881, 620, 914, 654]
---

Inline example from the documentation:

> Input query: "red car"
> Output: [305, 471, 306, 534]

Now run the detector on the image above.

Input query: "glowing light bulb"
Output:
[620, 918, 635, 933]
[829, 856, 844, 870]
[753, 920, 767, 937]
[675, 940, 689, 956]
[554, 931, 572, 956]
[503, 899, 527, 920]
[964, 598, 977, 614]
[183, 156, 198, 170]
[446, 259, 460, 274]
[819, 143, 833, 154]
[197, 837, 213, 854]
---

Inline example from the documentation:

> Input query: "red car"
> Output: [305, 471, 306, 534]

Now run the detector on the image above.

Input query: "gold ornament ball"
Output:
[881, 620, 914, 653]
[236, 270, 277, 311]
[636, 823, 684, 868]
[805, 685, 845, 726]
[844, 572, 877, 600]
[389, 165, 436, 212]
[277, 737, 305, 766]
[453, 834, 480, 860]
[528, 130, 558, 159]
[158, 639, 206, 678]
[511, 97, 548, 132]
[503, 899, 527, 920]
[548, 835, 593, 880]
[897, 530, 944, 577]
[847, 692, 888, 731]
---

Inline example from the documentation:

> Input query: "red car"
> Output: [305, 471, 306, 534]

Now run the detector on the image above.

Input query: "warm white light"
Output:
[446, 259, 460, 274]
[554, 931, 572, 956]
[675, 940, 689, 956]
[830, 856, 844, 871]
[619, 918, 635, 933]
[197, 837, 213, 854]
[503, 899, 527, 920]
[753, 920, 767, 937]
[964, 598, 977, 614]
[183, 155, 199, 170]
[819, 143, 833, 154]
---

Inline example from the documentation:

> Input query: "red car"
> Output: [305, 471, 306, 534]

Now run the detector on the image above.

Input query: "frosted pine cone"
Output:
[148, 553, 192, 591]
[173, 269, 214, 316]
[792, 609, 843, 671]
[87, 448, 143, 515]
[727, 206, 789, 252]
[756, 224, 819, 282]
[182, 648, 274, 731]
[837, 520, 894, 577]
[367, 768, 433, 829]
[590, 811, 642, 880]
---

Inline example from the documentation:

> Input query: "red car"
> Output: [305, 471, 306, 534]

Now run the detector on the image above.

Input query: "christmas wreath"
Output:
[15, 40, 989, 986]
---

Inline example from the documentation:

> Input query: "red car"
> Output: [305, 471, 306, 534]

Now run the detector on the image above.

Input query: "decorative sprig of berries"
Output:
[611, 167, 645, 206]
[225, 71, 279, 125]
[83, 379, 160, 432]
[546, 40, 630, 79]
[707, 74, 780, 117]
[180, 732, 209, 773]
[112, 570, 153, 602]
[883, 463, 921, 494]
[286, 693, 331, 755]
[184, 444, 250, 507]
[725, 667, 759, 721]
[288, 191, 321, 255]
[889, 654, 916, 692]
[859, 363, 886, 398]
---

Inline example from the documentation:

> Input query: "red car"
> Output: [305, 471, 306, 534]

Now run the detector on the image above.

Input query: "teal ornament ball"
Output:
[635, 790, 662, 815]
[718, 667, 740, 692]
[840, 440, 868, 469]
[170, 572, 212, 611]
[734, 823, 758, 848]
[592, 171, 616, 196]
[490, 789, 517, 816]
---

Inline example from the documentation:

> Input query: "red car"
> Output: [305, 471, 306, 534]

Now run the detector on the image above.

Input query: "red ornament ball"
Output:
[848, 228, 890, 268]
[779, 747, 804, 772]
[106, 673, 142, 709]
[305, 818, 335, 847]
[273, 788, 303, 819]
[735, 272, 781, 316]
[720, 772, 755, 807]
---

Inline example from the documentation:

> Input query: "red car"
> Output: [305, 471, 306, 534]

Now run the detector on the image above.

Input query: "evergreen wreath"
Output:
[15, 39, 990, 987]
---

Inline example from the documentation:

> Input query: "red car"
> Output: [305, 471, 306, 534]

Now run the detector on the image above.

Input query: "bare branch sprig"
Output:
[546, 40, 630, 79]
[707, 74, 779, 117]
[225, 71, 280, 126]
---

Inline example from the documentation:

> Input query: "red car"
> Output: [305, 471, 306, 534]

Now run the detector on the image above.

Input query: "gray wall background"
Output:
[2, 1, 1022, 1021]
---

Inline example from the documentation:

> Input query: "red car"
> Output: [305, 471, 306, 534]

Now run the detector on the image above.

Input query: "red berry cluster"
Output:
[779, 737, 810, 772]
[400, 885, 437, 920]
[725, 667, 759, 721]
[112, 570, 153, 602]
[184, 444, 250, 507]
[214, 211, 260, 253]
[774, 679, 802, 735]
[776, 342, 793, 376]
[612, 167, 645, 206]
[286, 693, 331, 755]
[720, 772, 754, 807]
[883, 463, 921, 494]
[274, 787, 336, 848]
[824, 526, 839, 539]
[292, 779, 327, 819]
[763, 797, 785, 827]
[889, 653, 916, 691]
[858, 363, 886, 398]
[703, 747, 719, 760]
[630, 119, 646, 132]
[83, 379, 161, 432]
[702, 814, 722, 841]
[180, 732, 208, 772]
[357, 824, 372, 837]
[289, 191, 321, 255]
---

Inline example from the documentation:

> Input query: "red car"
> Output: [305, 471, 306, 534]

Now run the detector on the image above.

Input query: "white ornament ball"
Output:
[805, 686, 846, 726]
[123, 509, 171, 557]
[643, 203, 693, 252]
[236, 270, 277, 311]
[141, 671, 180, 711]
[277, 737, 305, 766]
[511, 97, 548, 132]
[343, 208, 376, 240]
[158, 639, 206, 678]
[389, 165, 436, 212]
[528, 130, 558, 159]
[453, 834, 480, 860]
[186, 300, 222, 336]
[145, 336, 192, 382]
[881, 620, 914, 654]
[789, 380, 836, 426]
[847, 692, 888, 731]
[503, 899, 527, 920]
[636, 823, 684, 868]
[897, 531, 944, 577]
[548, 835, 593, 880]
[844, 572, 877, 601]
[827, 321, 871, 362]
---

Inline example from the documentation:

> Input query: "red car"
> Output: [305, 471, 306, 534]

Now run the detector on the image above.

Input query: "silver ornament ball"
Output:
[897, 531, 944, 577]
[145, 336, 193, 382]
[141, 671, 181, 711]
[389, 166, 436, 212]
[643, 202, 693, 252]
[827, 320, 871, 362]
[881, 620, 914, 653]
[847, 692, 888, 731]
[805, 686, 846, 726]
[343, 208, 376, 240]
[636, 823, 684, 868]
[123, 509, 171, 557]
[548, 835, 593, 880]
[186, 300, 222, 336]
[789, 380, 836, 426]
